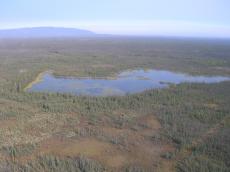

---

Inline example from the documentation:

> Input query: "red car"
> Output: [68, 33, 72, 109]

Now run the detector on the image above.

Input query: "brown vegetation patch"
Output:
[103, 154, 127, 168]
[128, 140, 175, 170]
[38, 137, 115, 158]
[138, 115, 161, 130]
[157, 160, 175, 172]
[0, 118, 17, 129]
[134, 115, 162, 138]
[36, 136, 133, 169]
[101, 126, 130, 138]
[204, 103, 218, 109]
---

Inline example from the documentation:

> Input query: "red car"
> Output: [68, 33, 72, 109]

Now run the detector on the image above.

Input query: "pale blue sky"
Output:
[1, 0, 230, 37]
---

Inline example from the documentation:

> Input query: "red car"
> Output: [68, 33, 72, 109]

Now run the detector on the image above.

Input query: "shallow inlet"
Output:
[27, 69, 230, 96]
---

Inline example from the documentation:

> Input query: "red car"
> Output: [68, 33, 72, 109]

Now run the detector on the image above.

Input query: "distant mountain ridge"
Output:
[0, 27, 96, 38]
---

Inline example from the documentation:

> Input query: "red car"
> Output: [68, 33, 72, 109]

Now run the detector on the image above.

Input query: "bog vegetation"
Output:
[0, 38, 229, 171]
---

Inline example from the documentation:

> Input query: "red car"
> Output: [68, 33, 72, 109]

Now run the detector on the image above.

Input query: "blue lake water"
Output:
[28, 70, 230, 96]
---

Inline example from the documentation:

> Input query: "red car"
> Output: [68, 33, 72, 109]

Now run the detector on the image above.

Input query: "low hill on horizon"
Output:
[0, 27, 96, 38]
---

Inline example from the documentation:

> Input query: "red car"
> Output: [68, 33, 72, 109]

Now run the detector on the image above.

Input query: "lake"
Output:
[27, 69, 230, 96]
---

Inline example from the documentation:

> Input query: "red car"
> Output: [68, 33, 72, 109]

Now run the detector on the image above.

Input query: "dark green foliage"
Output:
[195, 128, 230, 166]
[1, 144, 37, 160]
[177, 125, 230, 172]
[177, 156, 229, 172]
[125, 165, 146, 172]
[0, 156, 105, 172]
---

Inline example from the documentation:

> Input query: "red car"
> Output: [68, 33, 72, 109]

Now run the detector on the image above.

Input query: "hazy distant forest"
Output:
[0, 37, 229, 172]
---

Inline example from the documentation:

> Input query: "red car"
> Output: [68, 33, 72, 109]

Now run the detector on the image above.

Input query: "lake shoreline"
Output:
[23, 71, 50, 91]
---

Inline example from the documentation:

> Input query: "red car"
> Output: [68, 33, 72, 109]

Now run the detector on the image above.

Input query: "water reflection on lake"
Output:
[28, 69, 230, 96]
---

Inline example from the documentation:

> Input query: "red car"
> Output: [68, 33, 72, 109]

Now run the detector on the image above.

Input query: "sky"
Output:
[1, 0, 230, 37]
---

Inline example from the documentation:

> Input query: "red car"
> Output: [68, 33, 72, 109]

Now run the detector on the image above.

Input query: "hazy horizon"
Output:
[1, 0, 230, 38]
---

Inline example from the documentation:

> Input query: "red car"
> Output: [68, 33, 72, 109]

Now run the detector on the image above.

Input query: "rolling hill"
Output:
[0, 27, 96, 38]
